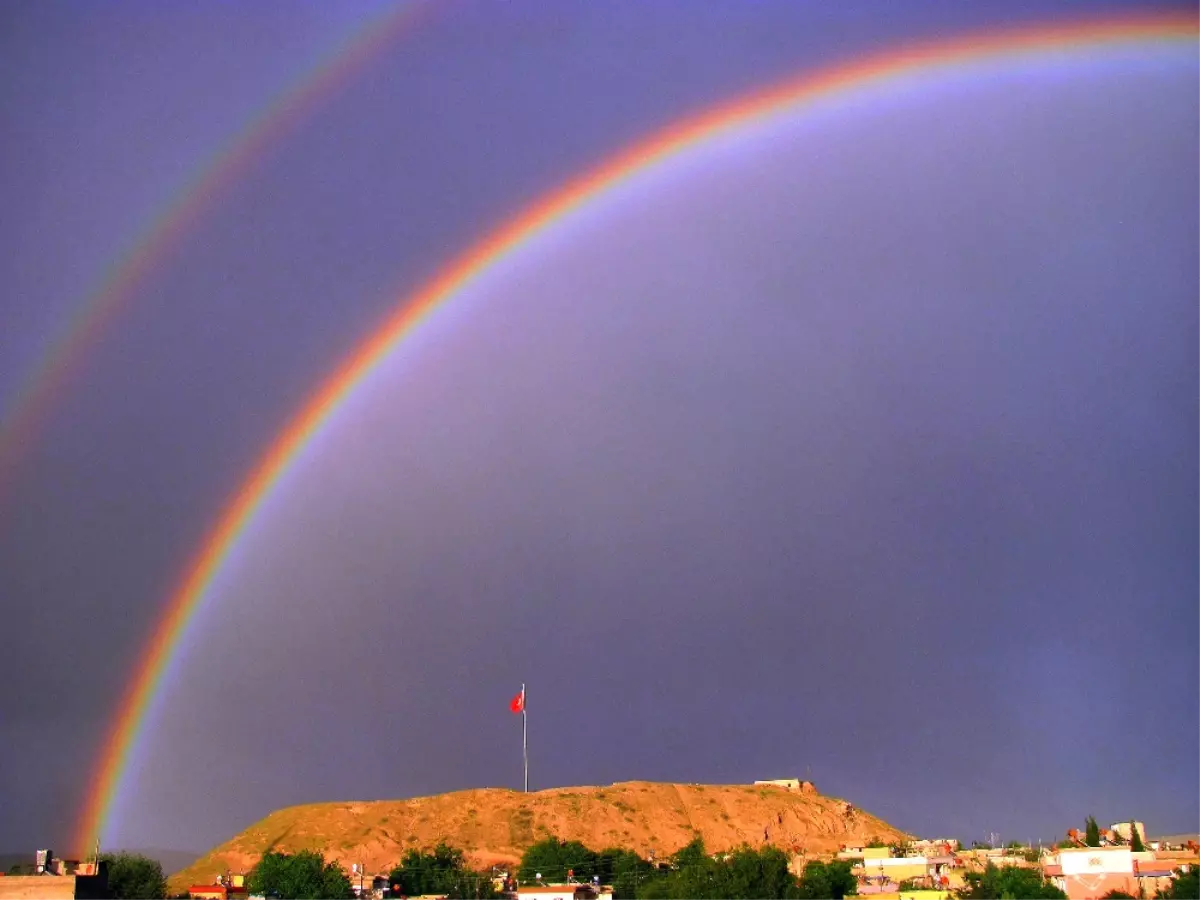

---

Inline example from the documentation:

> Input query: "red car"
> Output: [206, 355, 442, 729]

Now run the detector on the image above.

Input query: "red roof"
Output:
[1042, 865, 1063, 876]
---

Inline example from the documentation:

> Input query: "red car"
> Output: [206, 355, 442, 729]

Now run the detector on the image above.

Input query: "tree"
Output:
[246, 850, 352, 900]
[389, 844, 460, 897]
[434, 867, 500, 900]
[1157, 867, 1200, 900]
[958, 861, 1067, 899]
[387, 844, 498, 899]
[634, 840, 813, 900]
[716, 845, 798, 900]
[670, 837, 708, 869]
[594, 848, 656, 900]
[98, 852, 167, 900]
[1130, 823, 1146, 853]
[1085, 816, 1102, 847]
[517, 837, 599, 885]
[1100, 891, 1137, 899]
[794, 859, 856, 900]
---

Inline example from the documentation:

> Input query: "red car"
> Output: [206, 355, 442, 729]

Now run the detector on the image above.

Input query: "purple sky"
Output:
[2, 0, 1196, 862]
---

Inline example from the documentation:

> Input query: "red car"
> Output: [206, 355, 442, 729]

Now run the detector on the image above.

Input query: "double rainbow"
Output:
[0, 2, 430, 498]
[74, 10, 1197, 853]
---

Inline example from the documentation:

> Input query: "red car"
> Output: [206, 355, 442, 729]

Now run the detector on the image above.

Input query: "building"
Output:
[1041, 844, 1180, 900]
[753, 779, 816, 793]
[1110, 821, 1147, 844]
[0, 872, 107, 900]
[0, 876, 77, 900]
[515, 885, 610, 900]
[189, 874, 249, 900]
[838, 846, 968, 894]
[1148, 833, 1200, 851]
[848, 849, 934, 888]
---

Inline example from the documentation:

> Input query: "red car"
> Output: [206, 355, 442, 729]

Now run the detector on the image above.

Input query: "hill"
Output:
[169, 781, 909, 892]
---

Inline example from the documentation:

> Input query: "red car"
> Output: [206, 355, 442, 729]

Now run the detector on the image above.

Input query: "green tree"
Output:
[517, 837, 599, 885]
[635, 840, 814, 900]
[794, 859, 856, 900]
[958, 861, 1067, 899]
[387, 844, 498, 900]
[98, 852, 167, 900]
[1130, 823, 1146, 853]
[594, 848, 656, 900]
[1157, 867, 1200, 900]
[246, 850, 352, 900]
[670, 837, 708, 868]
[716, 845, 799, 899]
[1100, 891, 1137, 899]
[389, 843, 459, 896]
[1085, 816, 1102, 847]
[437, 868, 500, 900]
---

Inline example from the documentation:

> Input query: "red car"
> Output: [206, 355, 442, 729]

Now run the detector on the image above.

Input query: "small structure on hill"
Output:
[753, 778, 816, 793]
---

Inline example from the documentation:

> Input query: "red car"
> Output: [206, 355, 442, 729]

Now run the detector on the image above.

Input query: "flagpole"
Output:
[522, 683, 528, 793]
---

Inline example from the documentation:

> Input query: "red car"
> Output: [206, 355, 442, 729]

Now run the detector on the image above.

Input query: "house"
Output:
[515, 884, 609, 900]
[1110, 822, 1147, 844]
[852, 852, 932, 885]
[1044, 847, 1144, 899]
[753, 779, 817, 793]
[189, 875, 248, 900]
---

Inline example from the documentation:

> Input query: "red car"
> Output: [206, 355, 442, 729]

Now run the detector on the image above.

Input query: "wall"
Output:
[899, 893, 953, 900]
[1058, 847, 1133, 876]
[0, 875, 75, 900]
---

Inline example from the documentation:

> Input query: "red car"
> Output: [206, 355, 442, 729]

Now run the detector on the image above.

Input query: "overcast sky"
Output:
[2, 0, 1196, 861]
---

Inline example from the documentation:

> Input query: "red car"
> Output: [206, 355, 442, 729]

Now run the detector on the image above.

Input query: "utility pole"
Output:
[522, 683, 528, 793]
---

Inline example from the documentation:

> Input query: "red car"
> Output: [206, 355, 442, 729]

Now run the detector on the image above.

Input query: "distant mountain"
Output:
[169, 780, 909, 893]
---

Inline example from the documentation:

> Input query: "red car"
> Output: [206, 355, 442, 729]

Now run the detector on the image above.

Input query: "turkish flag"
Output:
[510, 690, 525, 714]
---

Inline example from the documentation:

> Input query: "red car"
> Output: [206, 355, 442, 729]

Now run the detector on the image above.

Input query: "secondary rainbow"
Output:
[75, 11, 1197, 855]
[0, 2, 431, 501]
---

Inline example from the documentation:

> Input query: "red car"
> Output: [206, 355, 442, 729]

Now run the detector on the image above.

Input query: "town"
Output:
[3, 786, 1196, 900]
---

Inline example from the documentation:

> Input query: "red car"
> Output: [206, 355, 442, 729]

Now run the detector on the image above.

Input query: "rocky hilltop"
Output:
[169, 781, 908, 891]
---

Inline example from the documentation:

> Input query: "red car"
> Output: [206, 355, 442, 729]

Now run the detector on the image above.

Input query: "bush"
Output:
[246, 850, 352, 899]
[387, 843, 499, 899]
[98, 852, 167, 900]
[958, 861, 1066, 899]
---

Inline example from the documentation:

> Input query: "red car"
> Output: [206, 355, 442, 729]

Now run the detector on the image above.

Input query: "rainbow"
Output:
[0, 2, 432, 501]
[75, 10, 1197, 854]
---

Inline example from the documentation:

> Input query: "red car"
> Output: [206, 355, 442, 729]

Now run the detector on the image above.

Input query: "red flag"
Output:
[510, 689, 525, 714]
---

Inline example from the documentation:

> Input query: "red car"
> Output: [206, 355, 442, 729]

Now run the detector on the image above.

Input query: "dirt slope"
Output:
[169, 781, 908, 891]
